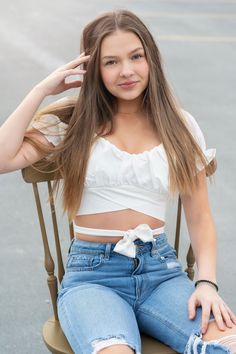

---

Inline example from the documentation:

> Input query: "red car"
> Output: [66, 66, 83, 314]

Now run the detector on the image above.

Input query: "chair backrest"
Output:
[21, 158, 216, 321]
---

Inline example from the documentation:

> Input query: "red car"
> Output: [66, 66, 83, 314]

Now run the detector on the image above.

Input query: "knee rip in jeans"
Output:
[91, 335, 141, 354]
[185, 330, 235, 353]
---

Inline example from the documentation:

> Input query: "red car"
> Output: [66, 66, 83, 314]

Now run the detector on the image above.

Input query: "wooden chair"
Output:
[21, 159, 216, 354]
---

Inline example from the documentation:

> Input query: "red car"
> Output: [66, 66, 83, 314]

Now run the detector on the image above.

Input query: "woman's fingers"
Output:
[188, 292, 212, 334]
[62, 68, 85, 89]
[201, 302, 211, 334]
[64, 80, 82, 91]
[189, 288, 236, 337]
[188, 295, 197, 320]
[221, 303, 236, 326]
[36, 54, 89, 96]
[63, 68, 86, 78]
[211, 301, 236, 332]
[225, 304, 236, 324]
[212, 303, 226, 331]
[219, 303, 233, 328]
[58, 53, 90, 72]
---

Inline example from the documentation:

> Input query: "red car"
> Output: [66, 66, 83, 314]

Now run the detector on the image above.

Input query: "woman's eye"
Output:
[132, 53, 143, 60]
[105, 60, 117, 66]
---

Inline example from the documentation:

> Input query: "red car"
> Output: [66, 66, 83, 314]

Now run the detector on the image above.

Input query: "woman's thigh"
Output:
[135, 273, 199, 352]
[57, 283, 142, 354]
[136, 274, 230, 354]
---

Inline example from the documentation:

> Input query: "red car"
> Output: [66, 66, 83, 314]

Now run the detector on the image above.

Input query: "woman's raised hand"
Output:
[35, 52, 90, 96]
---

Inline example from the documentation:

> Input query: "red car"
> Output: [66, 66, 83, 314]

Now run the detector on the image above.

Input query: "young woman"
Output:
[0, 9, 236, 354]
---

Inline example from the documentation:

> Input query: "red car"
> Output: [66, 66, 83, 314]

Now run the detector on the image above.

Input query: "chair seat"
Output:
[43, 316, 177, 354]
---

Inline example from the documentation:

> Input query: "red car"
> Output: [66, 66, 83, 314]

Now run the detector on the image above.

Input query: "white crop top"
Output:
[32, 110, 216, 222]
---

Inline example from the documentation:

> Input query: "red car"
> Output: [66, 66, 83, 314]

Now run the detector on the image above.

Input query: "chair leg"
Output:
[185, 244, 195, 280]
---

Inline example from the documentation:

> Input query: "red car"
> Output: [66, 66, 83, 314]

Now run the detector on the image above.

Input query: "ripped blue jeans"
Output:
[57, 233, 230, 354]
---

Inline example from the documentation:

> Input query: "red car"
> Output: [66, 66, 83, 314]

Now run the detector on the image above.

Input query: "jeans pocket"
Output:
[66, 251, 105, 272]
[158, 243, 177, 260]
[158, 243, 182, 270]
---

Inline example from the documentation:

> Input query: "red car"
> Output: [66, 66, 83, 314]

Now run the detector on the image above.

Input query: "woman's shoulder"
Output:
[181, 109, 206, 148]
[181, 109, 199, 127]
[181, 109, 216, 168]
[33, 113, 68, 126]
[31, 113, 68, 146]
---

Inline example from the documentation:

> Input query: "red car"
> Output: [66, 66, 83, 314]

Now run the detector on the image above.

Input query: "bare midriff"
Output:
[74, 209, 165, 243]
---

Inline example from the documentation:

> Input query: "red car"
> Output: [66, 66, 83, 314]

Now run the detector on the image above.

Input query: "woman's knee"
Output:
[202, 320, 236, 342]
[98, 344, 135, 353]
[185, 321, 236, 353]
[201, 321, 236, 353]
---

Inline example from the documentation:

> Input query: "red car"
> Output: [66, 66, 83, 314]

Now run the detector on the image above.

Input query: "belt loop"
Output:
[151, 238, 158, 257]
[68, 238, 75, 254]
[104, 243, 112, 260]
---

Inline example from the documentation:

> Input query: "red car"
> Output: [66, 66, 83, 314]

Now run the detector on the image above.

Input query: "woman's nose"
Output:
[119, 61, 134, 77]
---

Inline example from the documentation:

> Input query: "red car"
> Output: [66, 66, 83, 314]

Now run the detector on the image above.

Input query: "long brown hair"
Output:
[25, 9, 215, 219]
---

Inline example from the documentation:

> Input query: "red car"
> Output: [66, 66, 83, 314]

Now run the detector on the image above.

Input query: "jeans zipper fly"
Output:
[133, 257, 139, 268]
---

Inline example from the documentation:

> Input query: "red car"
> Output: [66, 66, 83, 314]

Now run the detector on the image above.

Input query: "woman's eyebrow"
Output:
[101, 47, 144, 60]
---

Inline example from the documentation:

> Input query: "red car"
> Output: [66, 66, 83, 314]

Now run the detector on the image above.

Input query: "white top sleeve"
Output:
[182, 110, 216, 169]
[31, 114, 68, 146]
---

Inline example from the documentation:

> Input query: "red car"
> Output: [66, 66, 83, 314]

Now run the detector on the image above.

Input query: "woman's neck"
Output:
[116, 97, 142, 116]
[117, 97, 141, 114]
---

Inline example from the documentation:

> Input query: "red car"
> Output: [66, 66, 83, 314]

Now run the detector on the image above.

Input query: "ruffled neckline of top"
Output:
[98, 136, 164, 158]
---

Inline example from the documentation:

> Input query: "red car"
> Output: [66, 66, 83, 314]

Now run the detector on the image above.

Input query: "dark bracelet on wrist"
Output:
[194, 279, 219, 292]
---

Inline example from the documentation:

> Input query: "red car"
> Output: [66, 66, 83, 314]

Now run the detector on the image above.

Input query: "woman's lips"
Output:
[118, 81, 139, 88]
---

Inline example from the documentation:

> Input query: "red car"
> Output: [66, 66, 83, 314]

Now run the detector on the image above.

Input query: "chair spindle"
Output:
[32, 182, 59, 320]
[47, 181, 65, 284]
[185, 245, 195, 280]
[174, 196, 182, 257]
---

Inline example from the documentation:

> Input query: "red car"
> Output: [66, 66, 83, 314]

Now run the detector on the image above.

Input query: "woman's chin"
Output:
[114, 92, 144, 102]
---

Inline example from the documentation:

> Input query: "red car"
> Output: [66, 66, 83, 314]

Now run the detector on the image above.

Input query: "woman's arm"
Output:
[0, 87, 50, 173]
[0, 53, 89, 173]
[181, 169, 217, 283]
[181, 170, 236, 334]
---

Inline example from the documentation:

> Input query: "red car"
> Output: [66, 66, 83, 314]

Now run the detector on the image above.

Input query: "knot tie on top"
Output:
[113, 223, 162, 258]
